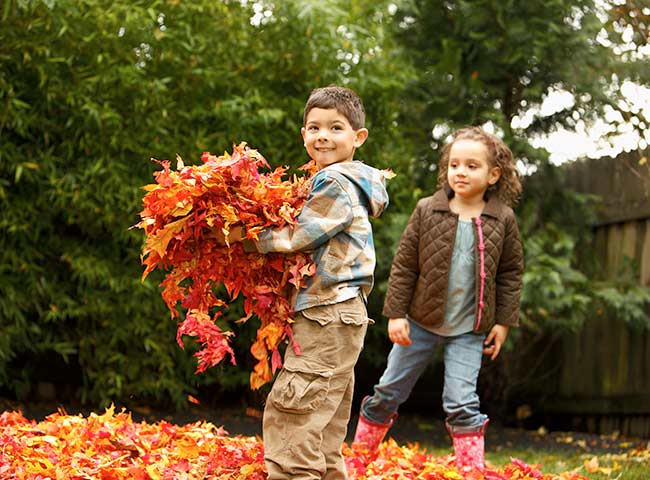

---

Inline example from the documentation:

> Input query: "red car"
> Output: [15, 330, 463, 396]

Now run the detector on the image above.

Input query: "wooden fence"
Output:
[544, 151, 650, 438]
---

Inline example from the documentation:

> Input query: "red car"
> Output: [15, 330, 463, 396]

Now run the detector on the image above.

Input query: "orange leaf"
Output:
[136, 143, 316, 389]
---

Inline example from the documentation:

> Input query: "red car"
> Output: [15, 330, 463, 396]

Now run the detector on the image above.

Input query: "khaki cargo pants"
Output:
[263, 295, 369, 479]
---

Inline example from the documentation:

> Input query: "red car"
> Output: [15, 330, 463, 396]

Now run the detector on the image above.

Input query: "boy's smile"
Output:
[302, 107, 368, 169]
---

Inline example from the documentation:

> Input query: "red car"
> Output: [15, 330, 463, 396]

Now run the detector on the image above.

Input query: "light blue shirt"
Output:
[431, 219, 476, 336]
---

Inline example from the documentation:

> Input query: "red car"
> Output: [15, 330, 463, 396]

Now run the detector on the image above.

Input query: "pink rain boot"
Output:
[352, 411, 396, 452]
[447, 420, 489, 472]
[345, 400, 397, 476]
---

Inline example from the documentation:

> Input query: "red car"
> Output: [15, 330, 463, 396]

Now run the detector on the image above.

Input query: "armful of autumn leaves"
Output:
[135, 143, 318, 389]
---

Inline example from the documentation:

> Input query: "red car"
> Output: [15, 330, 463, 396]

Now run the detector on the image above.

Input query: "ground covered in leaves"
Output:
[2, 405, 648, 479]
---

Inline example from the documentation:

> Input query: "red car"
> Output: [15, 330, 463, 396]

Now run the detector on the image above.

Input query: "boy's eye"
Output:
[307, 126, 318, 132]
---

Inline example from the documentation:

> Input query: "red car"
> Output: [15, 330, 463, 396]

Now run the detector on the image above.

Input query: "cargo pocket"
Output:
[340, 311, 368, 326]
[270, 364, 333, 414]
[301, 304, 334, 326]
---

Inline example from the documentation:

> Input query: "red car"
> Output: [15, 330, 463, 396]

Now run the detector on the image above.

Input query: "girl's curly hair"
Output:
[436, 126, 523, 206]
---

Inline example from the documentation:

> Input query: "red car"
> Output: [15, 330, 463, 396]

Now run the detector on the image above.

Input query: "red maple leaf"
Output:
[136, 143, 315, 389]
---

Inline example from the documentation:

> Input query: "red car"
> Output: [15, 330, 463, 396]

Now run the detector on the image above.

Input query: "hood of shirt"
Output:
[321, 160, 391, 218]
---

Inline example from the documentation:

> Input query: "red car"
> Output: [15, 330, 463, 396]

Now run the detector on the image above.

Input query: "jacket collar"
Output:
[430, 185, 506, 219]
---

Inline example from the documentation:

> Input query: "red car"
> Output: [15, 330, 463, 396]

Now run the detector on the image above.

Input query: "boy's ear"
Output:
[488, 166, 502, 185]
[301, 127, 306, 141]
[354, 128, 369, 147]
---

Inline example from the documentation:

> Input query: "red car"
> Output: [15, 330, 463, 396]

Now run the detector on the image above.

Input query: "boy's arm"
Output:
[252, 174, 354, 254]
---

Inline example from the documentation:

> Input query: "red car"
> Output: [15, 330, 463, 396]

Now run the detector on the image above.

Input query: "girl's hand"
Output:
[388, 318, 411, 346]
[483, 324, 509, 360]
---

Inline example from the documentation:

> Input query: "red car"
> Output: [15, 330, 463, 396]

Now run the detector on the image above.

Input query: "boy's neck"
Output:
[318, 159, 354, 169]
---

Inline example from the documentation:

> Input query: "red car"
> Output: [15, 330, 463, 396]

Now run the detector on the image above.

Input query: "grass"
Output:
[488, 449, 649, 480]
[419, 445, 650, 480]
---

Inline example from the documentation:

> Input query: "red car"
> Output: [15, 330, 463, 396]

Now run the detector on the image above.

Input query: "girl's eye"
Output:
[308, 126, 318, 132]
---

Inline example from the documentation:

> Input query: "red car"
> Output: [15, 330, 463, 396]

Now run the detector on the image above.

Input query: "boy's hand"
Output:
[483, 324, 509, 360]
[206, 225, 244, 244]
[388, 318, 411, 346]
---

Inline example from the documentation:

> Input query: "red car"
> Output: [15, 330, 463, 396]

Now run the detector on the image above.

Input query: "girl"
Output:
[351, 126, 524, 473]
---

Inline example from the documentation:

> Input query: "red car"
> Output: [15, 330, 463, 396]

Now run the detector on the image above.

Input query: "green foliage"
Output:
[0, 0, 412, 408]
[1, 0, 647, 414]
[520, 223, 591, 332]
[592, 270, 650, 331]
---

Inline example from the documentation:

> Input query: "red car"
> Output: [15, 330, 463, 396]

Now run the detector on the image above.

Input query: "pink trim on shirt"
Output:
[475, 217, 486, 330]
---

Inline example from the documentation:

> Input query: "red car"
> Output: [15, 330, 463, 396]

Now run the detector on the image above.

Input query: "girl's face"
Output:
[447, 139, 501, 201]
[301, 107, 368, 169]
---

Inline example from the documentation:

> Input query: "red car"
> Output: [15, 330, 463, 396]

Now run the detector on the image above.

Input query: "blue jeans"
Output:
[361, 319, 488, 432]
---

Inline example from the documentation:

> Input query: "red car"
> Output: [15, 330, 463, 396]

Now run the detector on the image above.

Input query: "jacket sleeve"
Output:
[382, 202, 422, 319]
[253, 173, 354, 254]
[495, 211, 524, 327]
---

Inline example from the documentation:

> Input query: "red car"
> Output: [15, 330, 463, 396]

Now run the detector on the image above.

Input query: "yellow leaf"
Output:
[147, 217, 188, 258]
[240, 464, 257, 475]
[584, 456, 599, 473]
[171, 202, 192, 217]
[146, 464, 162, 480]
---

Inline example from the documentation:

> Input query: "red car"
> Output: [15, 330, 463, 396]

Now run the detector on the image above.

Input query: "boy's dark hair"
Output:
[437, 126, 523, 206]
[303, 85, 366, 130]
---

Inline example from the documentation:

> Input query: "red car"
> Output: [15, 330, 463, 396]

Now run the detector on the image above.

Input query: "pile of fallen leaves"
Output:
[0, 407, 264, 479]
[343, 440, 592, 480]
[0, 407, 600, 480]
[136, 143, 316, 389]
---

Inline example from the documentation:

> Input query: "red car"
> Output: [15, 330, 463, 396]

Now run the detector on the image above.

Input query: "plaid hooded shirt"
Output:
[252, 160, 390, 312]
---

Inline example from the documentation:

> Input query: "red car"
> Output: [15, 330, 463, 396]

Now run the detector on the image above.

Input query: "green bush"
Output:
[0, 0, 411, 409]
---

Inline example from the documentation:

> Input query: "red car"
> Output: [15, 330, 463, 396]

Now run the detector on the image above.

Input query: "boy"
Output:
[230, 85, 389, 479]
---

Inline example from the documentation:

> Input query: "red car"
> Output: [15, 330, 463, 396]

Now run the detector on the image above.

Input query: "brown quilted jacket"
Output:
[382, 187, 524, 334]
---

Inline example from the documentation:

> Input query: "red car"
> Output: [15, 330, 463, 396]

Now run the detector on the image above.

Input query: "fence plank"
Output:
[546, 153, 650, 437]
[642, 220, 650, 286]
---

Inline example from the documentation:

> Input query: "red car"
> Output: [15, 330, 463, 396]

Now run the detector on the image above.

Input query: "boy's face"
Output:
[301, 108, 368, 169]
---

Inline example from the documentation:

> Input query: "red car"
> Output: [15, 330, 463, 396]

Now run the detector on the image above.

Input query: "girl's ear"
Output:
[488, 166, 502, 185]
[354, 128, 369, 147]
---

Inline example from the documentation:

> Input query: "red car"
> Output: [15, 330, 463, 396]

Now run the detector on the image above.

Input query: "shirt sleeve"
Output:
[495, 212, 524, 327]
[382, 202, 422, 318]
[254, 173, 354, 254]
